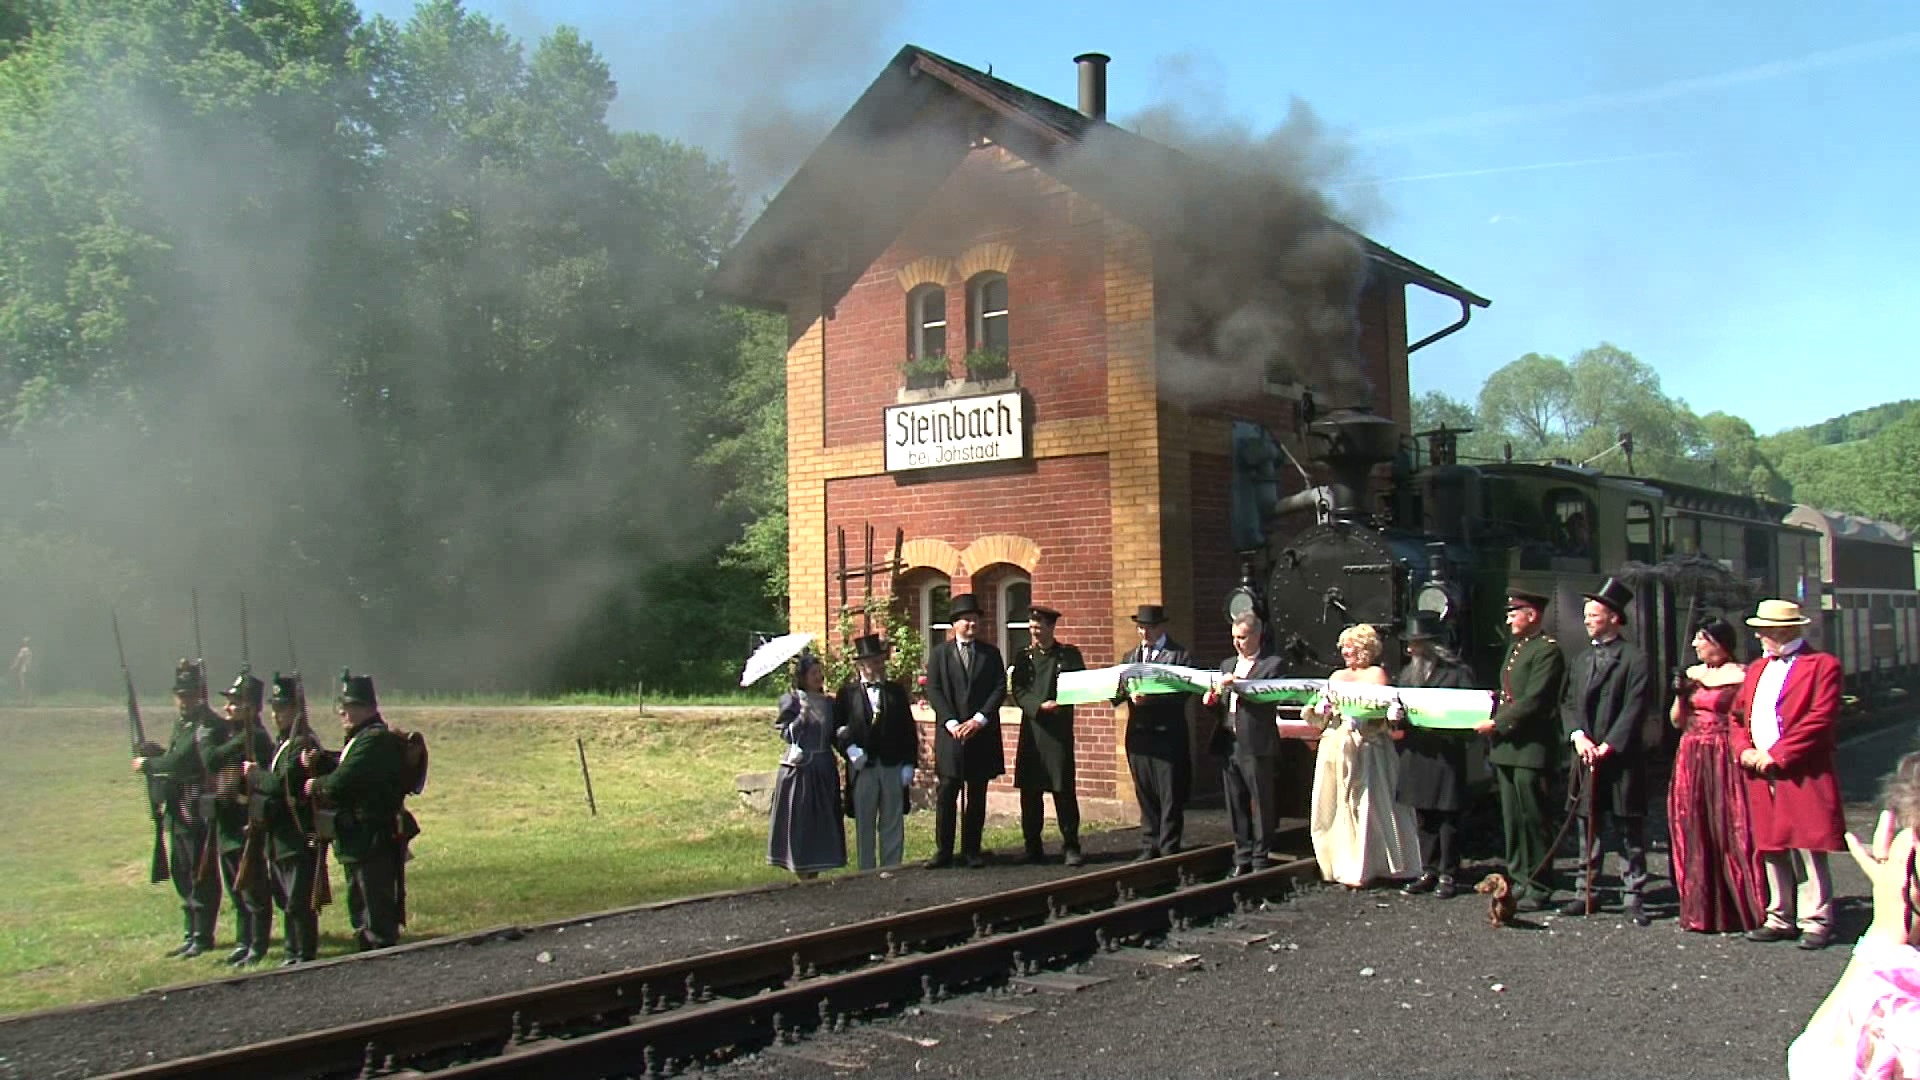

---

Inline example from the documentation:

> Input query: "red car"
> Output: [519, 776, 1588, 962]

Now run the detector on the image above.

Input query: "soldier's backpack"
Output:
[389, 727, 430, 796]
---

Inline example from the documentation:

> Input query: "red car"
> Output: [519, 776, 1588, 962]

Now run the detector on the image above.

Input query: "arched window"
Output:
[967, 272, 1008, 354]
[901, 575, 950, 650]
[998, 576, 1032, 654]
[907, 285, 946, 361]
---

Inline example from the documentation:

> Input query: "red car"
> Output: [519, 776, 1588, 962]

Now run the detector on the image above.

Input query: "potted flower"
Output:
[901, 352, 948, 390]
[963, 346, 1009, 382]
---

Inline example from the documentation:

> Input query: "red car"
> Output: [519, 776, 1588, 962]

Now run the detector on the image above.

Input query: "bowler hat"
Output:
[1746, 599, 1812, 628]
[172, 659, 205, 694]
[221, 668, 264, 707]
[336, 667, 378, 708]
[268, 672, 301, 707]
[850, 634, 889, 660]
[1028, 604, 1063, 623]
[1404, 610, 1445, 642]
[1132, 604, 1169, 625]
[1582, 577, 1635, 623]
[947, 592, 983, 619]
[1505, 589, 1550, 612]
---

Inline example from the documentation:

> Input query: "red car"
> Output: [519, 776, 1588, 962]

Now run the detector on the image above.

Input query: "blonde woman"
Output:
[1307, 624, 1421, 887]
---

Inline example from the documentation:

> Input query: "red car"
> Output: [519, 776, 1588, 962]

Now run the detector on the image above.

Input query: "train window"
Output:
[967, 273, 1009, 355]
[1546, 489, 1597, 567]
[1626, 501, 1656, 564]
[1672, 515, 1700, 556]
[907, 285, 947, 362]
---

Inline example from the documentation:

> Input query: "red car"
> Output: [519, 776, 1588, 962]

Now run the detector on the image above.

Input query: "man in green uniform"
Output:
[1473, 589, 1567, 911]
[131, 660, 224, 957]
[1009, 604, 1087, 866]
[207, 669, 277, 964]
[243, 673, 325, 965]
[304, 669, 407, 951]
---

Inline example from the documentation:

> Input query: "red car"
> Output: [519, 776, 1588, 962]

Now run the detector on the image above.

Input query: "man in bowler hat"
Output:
[1561, 578, 1652, 925]
[304, 670, 408, 950]
[834, 634, 918, 870]
[922, 595, 1006, 868]
[1010, 604, 1087, 866]
[1115, 604, 1194, 860]
[1474, 589, 1566, 911]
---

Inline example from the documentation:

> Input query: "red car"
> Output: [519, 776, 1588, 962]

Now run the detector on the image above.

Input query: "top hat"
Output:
[1132, 604, 1169, 625]
[1028, 604, 1063, 623]
[268, 672, 302, 707]
[850, 634, 889, 661]
[1746, 599, 1812, 628]
[172, 659, 206, 694]
[1582, 577, 1635, 622]
[947, 593, 983, 619]
[221, 668, 265, 707]
[1404, 610, 1446, 642]
[336, 667, 378, 708]
[1505, 589, 1550, 612]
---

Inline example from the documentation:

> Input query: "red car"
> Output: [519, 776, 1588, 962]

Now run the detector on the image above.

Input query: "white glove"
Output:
[847, 745, 867, 768]
[1387, 700, 1408, 724]
[899, 765, 915, 786]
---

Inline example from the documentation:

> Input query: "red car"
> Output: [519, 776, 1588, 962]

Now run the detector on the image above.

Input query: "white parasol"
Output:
[740, 632, 815, 687]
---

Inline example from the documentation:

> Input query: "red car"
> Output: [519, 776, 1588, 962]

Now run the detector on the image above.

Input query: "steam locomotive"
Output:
[1227, 408, 1919, 707]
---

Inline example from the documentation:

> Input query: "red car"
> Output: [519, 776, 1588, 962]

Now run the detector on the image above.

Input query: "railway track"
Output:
[102, 843, 1317, 1080]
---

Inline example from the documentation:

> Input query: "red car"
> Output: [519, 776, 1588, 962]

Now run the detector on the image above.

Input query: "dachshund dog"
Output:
[1474, 872, 1517, 928]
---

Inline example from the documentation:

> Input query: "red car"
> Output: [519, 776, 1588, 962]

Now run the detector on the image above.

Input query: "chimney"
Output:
[1074, 53, 1110, 121]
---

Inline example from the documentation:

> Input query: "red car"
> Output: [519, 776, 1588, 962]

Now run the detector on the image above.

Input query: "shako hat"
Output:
[1028, 604, 1063, 623]
[1505, 589, 1550, 612]
[1404, 610, 1446, 642]
[850, 634, 889, 660]
[1132, 604, 1170, 625]
[1746, 599, 1812, 628]
[1582, 577, 1635, 622]
[947, 592, 983, 619]
[268, 672, 301, 707]
[336, 667, 378, 708]
[173, 658, 206, 694]
[221, 667, 265, 707]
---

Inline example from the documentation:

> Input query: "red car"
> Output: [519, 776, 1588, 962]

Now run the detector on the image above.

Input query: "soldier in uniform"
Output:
[1009, 604, 1087, 866]
[207, 669, 277, 964]
[1473, 589, 1567, 912]
[131, 660, 224, 957]
[1115, 604, 1195, 861]
[304, 670, 407, 951]
[243, 674, 325, 965]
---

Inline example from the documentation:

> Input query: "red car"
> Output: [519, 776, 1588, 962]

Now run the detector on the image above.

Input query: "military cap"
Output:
[336, 667, 378, 708]
[1028, 604, 1063, 623]
[1505, 589, 1550, 612]
[173, 659, 206, 694]
[268, 672, 301, 707]
[221, 667, 265, 707]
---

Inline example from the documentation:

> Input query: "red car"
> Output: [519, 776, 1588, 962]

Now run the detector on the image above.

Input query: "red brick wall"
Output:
[823, 151, 1109, 450]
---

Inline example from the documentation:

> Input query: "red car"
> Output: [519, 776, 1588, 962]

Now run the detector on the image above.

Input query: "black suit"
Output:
[1562, 635, 1651, 904]
[1396, 654, 1477, 881]
[1115, 638, 1194, 856]
[1210, 652, 1284, 868]
[923, 636, 1007, 861]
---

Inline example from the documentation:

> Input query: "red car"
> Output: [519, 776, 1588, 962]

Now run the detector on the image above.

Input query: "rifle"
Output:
[284, 619, 333, 912]
[116, 608, 169, 884]
[190, 589, 220, 887]
[233, 594, 269, 895]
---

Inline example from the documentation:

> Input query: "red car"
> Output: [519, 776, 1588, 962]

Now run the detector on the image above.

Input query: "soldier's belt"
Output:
[1055, 663, 1499, 730]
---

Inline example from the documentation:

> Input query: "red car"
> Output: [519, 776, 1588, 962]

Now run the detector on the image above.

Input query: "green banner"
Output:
[1053, 664, 1497, 731]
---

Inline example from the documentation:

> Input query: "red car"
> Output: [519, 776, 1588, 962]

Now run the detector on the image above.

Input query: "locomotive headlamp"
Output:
[1225, 585, 1261, 623]
[1415, 583, 1452, 619]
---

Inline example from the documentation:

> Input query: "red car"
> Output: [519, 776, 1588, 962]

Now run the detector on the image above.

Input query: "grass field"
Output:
[0, 705, 1046, 1017]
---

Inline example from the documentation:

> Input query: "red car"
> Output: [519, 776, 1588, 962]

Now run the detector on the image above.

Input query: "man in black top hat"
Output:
[1474, 589, 1566, 911]
[206, 668, 276, 964]
[835, 634, 918, 870]
[922, 595, 1006, 868]
[1561, 577, 1652, 925]
[1114, 603, 1194, 860]
[132, 660, 225, 957]
[1397, 611, 1479, 899]
[1010, 604, 1087, 866]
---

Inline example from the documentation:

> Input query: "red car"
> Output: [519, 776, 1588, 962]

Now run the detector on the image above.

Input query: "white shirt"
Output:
[1751, 638, 1806, 753]
[1229, 654, 1255, 715]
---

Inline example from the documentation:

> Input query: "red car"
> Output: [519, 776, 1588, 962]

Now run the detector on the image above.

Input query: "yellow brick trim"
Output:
[894, 538, 964, 579]
[961, 534, 1041, 575]
[896, 257, 954, 293]
[955, 242, 1016, 282]
[788, 312, 829, 639]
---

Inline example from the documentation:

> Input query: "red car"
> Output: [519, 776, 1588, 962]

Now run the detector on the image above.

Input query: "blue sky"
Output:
[359, 0, 1919, 436]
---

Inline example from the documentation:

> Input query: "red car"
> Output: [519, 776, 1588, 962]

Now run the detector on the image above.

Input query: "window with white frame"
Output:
[998, 575, 1032, 654]
[916, 578, 951, 649]
[908, 285, 947, 361]
[967, 272, 1008, 354]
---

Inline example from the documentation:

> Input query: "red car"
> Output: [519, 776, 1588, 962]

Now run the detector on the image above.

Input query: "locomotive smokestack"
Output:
[1307, 409, 1400, 522]
[1075, 53, 1110, 121]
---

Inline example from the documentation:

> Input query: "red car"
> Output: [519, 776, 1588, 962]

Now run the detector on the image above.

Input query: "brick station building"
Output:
[711, 47, 1486, 817]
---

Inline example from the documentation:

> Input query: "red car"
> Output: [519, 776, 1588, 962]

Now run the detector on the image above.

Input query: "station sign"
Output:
[884, 390, 1026, 473]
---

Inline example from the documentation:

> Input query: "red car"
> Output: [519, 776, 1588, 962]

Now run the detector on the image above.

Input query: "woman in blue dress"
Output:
[767, 655, 848, 878]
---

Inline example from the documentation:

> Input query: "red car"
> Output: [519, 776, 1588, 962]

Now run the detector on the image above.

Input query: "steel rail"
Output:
[102, 843, 1268, 1080]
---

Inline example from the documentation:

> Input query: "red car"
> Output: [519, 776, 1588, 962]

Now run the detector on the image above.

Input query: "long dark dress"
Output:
[1667, 680, 1764, 932]
[767, 690, 848, 875]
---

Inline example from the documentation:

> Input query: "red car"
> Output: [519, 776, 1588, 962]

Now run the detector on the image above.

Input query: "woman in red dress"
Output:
[1667, 618, 1766, 932]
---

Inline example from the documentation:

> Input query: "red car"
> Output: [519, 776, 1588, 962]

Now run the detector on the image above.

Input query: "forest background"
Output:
[3, 0, 1914, 697]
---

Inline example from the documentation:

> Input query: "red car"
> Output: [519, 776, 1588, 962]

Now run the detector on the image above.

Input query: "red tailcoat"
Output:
[1728, 648, 1846, 853]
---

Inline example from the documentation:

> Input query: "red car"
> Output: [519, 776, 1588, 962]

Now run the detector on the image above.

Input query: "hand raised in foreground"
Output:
[1844, 809, 1920, 946]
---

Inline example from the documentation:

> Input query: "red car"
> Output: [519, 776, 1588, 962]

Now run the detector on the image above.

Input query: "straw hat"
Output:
[1745, 599, 1812, 628]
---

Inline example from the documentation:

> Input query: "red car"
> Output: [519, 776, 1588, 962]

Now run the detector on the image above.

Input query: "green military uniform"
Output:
[315, 670, 409, 951]
[206, 669, 277, 964]
[247, 673, 326, 964]
[1009, 608, 1086, 863]
[139, 661, 224, 956]
[1486, 592, 1567, 906]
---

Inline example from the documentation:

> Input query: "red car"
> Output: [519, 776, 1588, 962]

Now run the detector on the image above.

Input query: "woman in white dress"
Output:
[1307, 624, 1422, 888]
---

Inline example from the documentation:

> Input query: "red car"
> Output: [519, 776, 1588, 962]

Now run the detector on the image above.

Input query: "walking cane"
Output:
[1583, 758, 1599, 914]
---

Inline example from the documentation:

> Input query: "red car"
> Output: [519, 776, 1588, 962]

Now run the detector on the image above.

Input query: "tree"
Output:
[1475, 352, 1574, 453]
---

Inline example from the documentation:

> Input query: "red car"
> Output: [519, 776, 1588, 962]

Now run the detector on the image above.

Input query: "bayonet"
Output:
[116, 607, 169, 884]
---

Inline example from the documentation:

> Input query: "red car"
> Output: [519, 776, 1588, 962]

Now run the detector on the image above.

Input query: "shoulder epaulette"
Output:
[1543, 636, 1558, 645]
